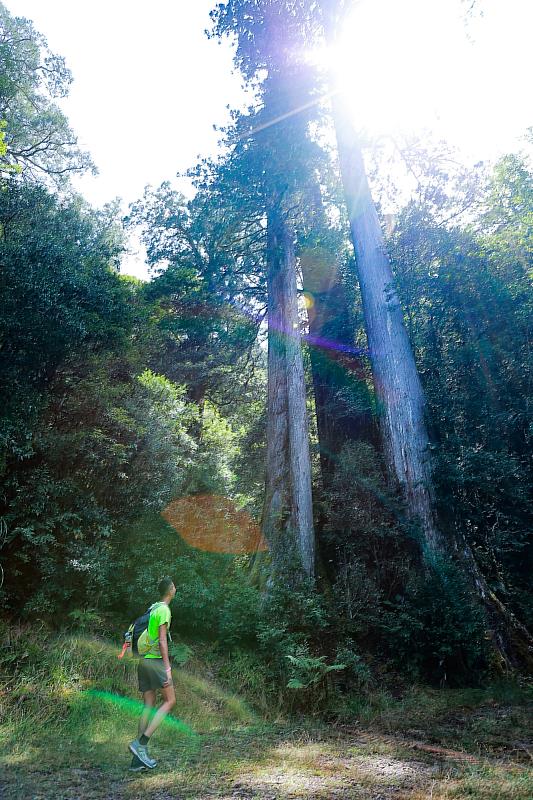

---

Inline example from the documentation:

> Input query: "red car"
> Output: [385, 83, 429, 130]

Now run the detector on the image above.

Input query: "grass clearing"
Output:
[0, 625, 531, 798]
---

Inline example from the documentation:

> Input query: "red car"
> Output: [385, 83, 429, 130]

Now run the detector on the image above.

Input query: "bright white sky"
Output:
[5, 0, 533, 278]
[333, 0, 532, 156]
[6, 0, 245, 277]
[7, 0, 243, 207]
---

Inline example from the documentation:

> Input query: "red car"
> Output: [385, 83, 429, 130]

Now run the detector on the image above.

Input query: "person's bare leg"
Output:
[139, 689, 156, 737]
[143, 683, 176, 739]
[130, 689, 157, 769]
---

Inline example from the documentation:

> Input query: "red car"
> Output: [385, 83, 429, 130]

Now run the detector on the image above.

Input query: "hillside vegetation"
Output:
[1, 623, 531, 799]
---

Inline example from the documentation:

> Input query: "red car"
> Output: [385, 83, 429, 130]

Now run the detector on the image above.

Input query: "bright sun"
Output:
[322, 0, 532, 159]
[329, 0, 470, 135]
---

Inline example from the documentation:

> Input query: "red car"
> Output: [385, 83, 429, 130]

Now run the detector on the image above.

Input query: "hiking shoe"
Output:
[129, 739, 157, 769]
[129, 761, 147, 772]
[129, 755, 147, 772]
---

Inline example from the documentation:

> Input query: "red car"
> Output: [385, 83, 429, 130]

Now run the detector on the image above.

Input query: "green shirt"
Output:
[144, 601, 171, 659]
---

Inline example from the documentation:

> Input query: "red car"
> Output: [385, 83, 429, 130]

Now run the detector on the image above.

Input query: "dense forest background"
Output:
[1, 0, 531, 703]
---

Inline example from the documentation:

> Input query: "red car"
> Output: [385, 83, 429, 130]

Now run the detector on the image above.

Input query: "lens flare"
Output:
[162, 495, 268, 554]
[302, 292, 315, 310]
[84, 690, 199, 738]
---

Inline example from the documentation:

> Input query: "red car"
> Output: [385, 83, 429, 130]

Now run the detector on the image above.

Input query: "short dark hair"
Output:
[158, 576, 174, 598]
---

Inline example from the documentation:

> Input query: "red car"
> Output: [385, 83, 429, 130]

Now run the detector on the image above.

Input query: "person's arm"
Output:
[159, 622, 172, 684]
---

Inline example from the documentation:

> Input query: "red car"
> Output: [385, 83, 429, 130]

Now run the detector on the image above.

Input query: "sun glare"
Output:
[322, 0, 531, 158]
[328, 0, 466, 134]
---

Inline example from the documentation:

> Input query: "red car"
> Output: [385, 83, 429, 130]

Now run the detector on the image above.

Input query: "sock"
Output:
[140, 734, 150, 745]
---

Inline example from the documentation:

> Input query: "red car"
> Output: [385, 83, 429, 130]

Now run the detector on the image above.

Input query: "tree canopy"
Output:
[0, 1, 93, 180]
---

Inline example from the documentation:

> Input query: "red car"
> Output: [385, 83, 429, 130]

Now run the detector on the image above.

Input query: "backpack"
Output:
[118, 602, 166, 659]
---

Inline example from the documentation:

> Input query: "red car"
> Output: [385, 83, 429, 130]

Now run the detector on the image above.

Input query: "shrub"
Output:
[380, 558, 489, 685]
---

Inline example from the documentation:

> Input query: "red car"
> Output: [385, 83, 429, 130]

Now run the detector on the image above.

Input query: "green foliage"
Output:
[0, 119, 20, 174]
[0, 2, 93, 180]
[168, 641, 193, 666]
[320, 441, 491, 686]
[388, 151, 533, 630]
[224, 359, 267, 514]
[170, 554, 261, 646]
[1, 361, 197, 614]
[286, 652, 345, 690]
[0, 182, 128, 464]
[217, 580, 262, 646]
[126, 182, 262, 409]
[321, 441, 412, 643]
[67, 608, 104, 633]
[215, 647, 274, 709]
[108, 511, 262, 649]
[333, 641, 372, 689]
[380, 559, 489, 685]
[209, 0, 320, 81]
[1, 0, 531, 700]
[253, 572, 338, 704]
[234, 569, 372, 706]
[183, 401, 238, 495]
[324, 441, 409, 558]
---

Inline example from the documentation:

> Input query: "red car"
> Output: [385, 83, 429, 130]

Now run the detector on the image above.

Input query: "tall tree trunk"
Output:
[320, 1, 532, 668]
[332, 103, 532, 667]
[262, 202, 315, 577]
[317, 0, 443, 556]
[330, 94, 445, 556]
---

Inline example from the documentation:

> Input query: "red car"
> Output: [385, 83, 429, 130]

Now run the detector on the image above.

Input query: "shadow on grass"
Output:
[1, 628, 531, 798]
[2, 715, 532, 800]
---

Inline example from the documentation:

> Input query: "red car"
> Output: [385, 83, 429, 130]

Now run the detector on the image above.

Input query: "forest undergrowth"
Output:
[0, 624, 531, 800]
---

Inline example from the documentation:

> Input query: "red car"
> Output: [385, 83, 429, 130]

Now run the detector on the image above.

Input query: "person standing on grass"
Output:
[129, 576, 177, 770]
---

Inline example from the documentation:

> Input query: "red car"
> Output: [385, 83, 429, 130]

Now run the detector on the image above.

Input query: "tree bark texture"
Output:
[331, 96, 446, 557]
[262, 203, 315, 577]
[333, 110, 532, 666]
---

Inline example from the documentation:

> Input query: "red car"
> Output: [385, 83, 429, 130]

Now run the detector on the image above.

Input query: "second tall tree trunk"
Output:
[332, 96, 446, 557]
[321, 10, 532, 665]
[262, 202, 315, 577]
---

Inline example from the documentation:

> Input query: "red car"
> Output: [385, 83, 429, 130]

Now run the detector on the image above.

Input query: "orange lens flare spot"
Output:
[161, 495, 268, 554]
[303, 292, 315, 310]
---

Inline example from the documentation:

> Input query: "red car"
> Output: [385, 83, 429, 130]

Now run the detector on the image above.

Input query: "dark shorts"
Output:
[138, 658, 167, 693]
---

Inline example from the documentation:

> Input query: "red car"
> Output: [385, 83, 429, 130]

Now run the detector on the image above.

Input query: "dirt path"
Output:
[1, 725, 531, 800]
